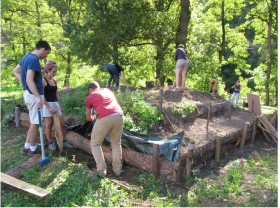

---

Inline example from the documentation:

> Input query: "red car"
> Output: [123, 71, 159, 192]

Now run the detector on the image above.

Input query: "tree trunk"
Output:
[64, 52, 71, 88]
[218, 0, 225, 65]
[265, 11, 273, 106]
[175, 0, 191, 47]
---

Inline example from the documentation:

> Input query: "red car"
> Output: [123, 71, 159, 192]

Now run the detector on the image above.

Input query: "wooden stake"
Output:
[251, 116, 259, 142]
[152, 143, 160, 178]
[206, 102, 211, 139]
[269, 110, 278, 128]
[242, 99, 244, 110]
[229, 95, 231, 120]
[159, 87, 163, 113]
[215, 135, 222, 162]
[252, 99, 254, 114]
[257, 124, 277, 143]
[209, 75, 212, 93]
[239, 122, 249, 149]
[186, 140, 195, 176]
[52, 113, 63, 152]
[15, 107, 20, 127]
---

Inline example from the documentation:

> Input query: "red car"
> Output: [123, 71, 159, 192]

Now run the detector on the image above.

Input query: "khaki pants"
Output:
[90, 114, 124, 176]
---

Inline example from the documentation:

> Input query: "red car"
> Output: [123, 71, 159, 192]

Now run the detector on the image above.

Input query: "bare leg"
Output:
[181, 70, 187, 88]
[175, 69, 182, 88]
[45, 117, 54, 143]
[26, 124, 39, 146]
[59, 115, 66, 141]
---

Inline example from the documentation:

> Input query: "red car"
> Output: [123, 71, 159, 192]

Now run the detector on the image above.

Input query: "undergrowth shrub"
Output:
[59, 85, 88, 120]
[114, 87, 164, 134]
[171, 101, 196, 118]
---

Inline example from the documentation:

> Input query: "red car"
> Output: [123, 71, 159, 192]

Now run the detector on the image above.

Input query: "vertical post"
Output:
[152, 143, 159, 178]
[242, 99, 244, 110]
[252, 99, 254, 114]
[251, 116, 259, 142]
[239, 122, 249, 149]
[159, 87, 163, 113]
[229, 95, 231, 120]
[215, 135, 222, 162]
[185, 140, 195, 176]
[53, 113, 64, 152]
[15, 107, 20, 127]
[206, 102, 211, 139]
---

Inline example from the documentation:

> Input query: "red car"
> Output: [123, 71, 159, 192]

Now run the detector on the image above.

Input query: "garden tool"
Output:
[38, 108, 50, 165]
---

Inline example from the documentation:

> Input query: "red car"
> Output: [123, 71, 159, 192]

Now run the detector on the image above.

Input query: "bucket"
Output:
[167, 79, 173, 86]
[146, 81, 154, 88]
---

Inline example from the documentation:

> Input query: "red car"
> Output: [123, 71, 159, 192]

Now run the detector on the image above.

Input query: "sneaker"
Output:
[28, 148, 40, 157]
[48, 143, 57, 151]
[22, 147, 29, 155]
[63, 141, 73, 148]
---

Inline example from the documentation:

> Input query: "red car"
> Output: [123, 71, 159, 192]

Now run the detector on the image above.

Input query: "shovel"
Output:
[38, 108, 50, 165]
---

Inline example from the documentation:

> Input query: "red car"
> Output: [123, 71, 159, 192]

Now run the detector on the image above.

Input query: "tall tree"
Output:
[246, 0, 277, 105]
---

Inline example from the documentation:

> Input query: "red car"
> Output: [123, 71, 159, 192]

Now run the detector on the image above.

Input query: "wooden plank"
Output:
[52, 113, 63, 152]
[1, 173, 51, 197]
[257, 124, 277, 143]
[186, 140, 195, 176]
[259, 115, 277, 137]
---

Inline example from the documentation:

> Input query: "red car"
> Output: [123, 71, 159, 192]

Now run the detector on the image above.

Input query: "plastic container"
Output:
[146, 81, 154, 88]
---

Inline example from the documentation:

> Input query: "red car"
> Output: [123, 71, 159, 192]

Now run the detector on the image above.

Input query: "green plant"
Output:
[114, 88, 164, 134]
[171, 101, 196, 119]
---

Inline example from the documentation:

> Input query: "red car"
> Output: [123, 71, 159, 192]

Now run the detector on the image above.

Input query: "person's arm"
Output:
[120, 71, 129, 85]
[231, 84, 235, 88]
[174, 49, 178, 62]
[86, 108, 96, 121]
[13, 64, 21, 82]
[239, 85, 242, 91]
[26, 70, 43, 109]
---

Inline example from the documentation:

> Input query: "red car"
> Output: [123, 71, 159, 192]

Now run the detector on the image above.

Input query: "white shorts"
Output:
[43, 102, 62, 117]
[24, 90, 44, 124]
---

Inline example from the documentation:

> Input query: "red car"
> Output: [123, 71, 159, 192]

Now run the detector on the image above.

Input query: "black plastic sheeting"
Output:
[65, 121, 184, 162]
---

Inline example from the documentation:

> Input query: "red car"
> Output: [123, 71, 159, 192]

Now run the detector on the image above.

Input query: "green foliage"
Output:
[114, 88, 164, 134]
[59, 85, 88, 121]
[171, 101, 196, 118]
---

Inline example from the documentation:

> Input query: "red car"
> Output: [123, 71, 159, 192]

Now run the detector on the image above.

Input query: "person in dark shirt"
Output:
[231, 80, 242, 106]
[174, 44, 189, 90]
[106, 63, 129, 87]
[42, 60, 73, 150]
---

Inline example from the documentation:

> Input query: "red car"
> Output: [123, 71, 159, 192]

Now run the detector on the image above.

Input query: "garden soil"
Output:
[14, 86, 277, 206]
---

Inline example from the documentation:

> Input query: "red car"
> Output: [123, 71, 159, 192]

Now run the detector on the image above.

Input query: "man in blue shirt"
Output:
[13, 40, 51, 156]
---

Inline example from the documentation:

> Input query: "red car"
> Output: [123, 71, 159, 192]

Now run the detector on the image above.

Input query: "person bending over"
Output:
[106, 63, 129, 87]
[86, 81, 124, 177]
[42, 60, 73, 150]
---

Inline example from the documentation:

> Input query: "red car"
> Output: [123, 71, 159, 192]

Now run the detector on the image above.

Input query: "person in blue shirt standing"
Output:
[231, 80, 242, 107]
[13, 40, 51, 156]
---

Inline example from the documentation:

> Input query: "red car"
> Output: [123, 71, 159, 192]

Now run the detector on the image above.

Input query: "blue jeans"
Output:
[231, 92, 240, 105]
[106, 64, 120, 87]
